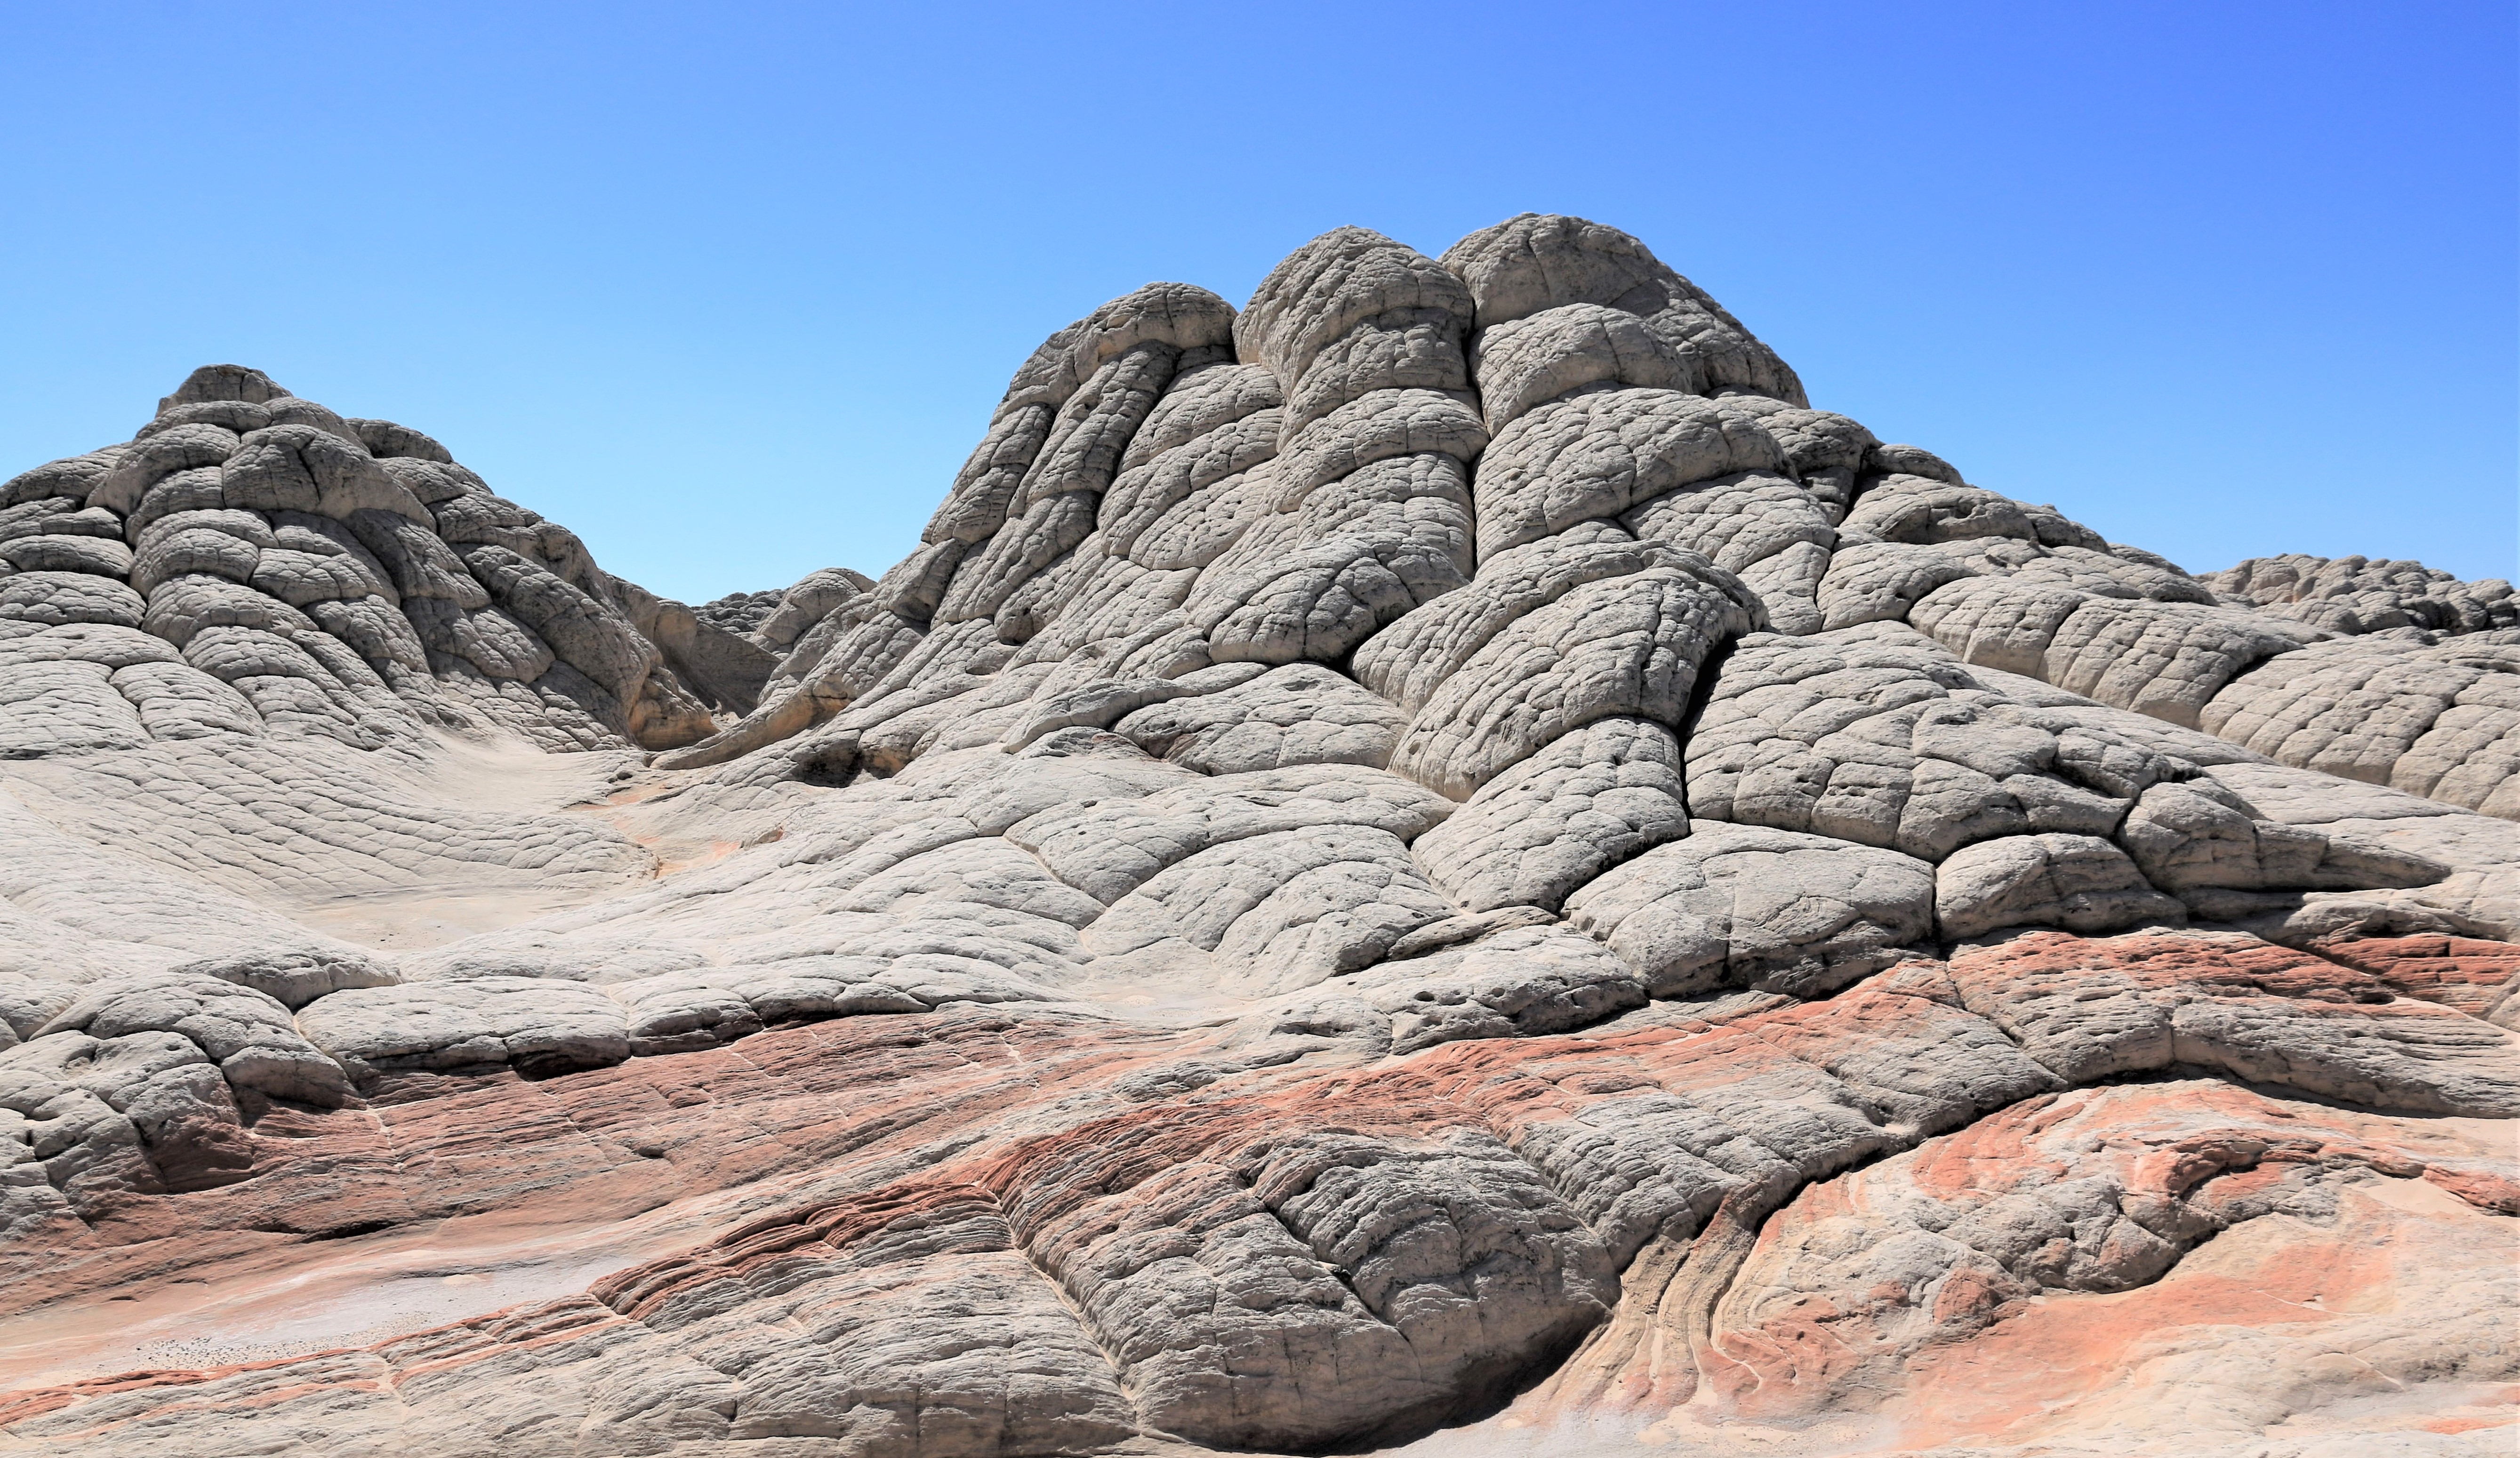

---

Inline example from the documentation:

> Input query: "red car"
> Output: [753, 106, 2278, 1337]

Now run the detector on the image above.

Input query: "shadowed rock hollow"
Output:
[0, 216, 2512, 1458]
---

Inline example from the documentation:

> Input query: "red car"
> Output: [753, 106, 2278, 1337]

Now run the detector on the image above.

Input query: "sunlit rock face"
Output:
[0, 215, 2512, 1458]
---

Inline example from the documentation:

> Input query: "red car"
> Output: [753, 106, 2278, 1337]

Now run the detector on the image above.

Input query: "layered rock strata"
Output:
[0, 216, 2512, 1458]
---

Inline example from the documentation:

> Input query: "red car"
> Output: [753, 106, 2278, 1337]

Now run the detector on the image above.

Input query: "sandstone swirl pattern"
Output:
[0, 216, 2512, 1458]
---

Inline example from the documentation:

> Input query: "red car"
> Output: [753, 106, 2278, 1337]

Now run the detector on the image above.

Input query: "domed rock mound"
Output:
[0, 216, 2512, 1458]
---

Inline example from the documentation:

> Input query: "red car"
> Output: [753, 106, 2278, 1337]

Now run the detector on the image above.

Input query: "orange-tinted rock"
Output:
[2311, 932, 2520, 1024]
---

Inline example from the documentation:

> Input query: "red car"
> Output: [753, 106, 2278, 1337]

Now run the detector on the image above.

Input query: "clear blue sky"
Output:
[4, 1, 2512, 602]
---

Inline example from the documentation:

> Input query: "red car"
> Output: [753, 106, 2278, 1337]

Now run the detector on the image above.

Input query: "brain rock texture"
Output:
[0, 216, 2514, 1458]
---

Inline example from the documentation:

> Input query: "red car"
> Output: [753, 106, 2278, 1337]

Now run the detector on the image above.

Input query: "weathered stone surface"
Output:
[2206, 552, 2518, 636]
[1410, 716, 1689, 913]
[1006, 761, 1453, 904]
[1472, 389, 1785, 561]
[2200, 635, 2520, 817]
[1935, 831, 2184, 938]
[1442, 213, 1806, 405]
[1386, 553, 1756, 799]
[0, 224, 2511, 1458]
[36, 969, 353, 1106]
[297, 978, 631, 1085]
[1690, 1079, 2517, 1439]
[1948, 929, 2520, 1114]
[1111, 660, 1406, 773]
[1083, 823, 1453, 993]
[1564, 824, 1937, 997]
[1622, 468, 1835, 632]
[1176, 230, 1484, 673]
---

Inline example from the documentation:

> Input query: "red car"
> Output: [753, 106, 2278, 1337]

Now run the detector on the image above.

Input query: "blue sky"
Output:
[3, 1, 2512, 602]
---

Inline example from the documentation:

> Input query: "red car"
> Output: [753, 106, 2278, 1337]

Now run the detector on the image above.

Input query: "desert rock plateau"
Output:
[0, 215, 2512, 1458]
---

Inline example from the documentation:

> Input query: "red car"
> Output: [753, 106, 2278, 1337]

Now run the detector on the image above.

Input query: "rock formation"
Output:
[0, 215, 2511, 1458]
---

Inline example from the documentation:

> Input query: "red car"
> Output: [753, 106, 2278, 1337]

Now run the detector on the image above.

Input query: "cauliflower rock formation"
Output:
[0, 216, 2512, 1458]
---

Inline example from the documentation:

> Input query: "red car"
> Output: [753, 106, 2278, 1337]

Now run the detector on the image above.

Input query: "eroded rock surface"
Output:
[0, 216, 2511, 1458]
